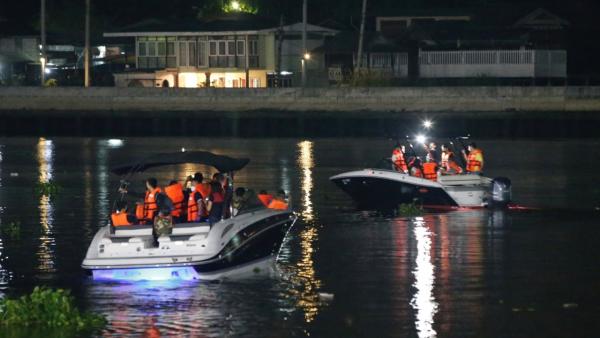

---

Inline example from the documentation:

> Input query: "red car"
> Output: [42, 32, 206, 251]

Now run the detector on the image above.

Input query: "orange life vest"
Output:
[422, 162, 438, 181]
[392, 148, 408, 173]
[268, 199, 288, 210]
[257, 194, 273, 207]
[197, 183, 211, 200]
[466, 149, 483, 172]
[412, 167, 423, 178]
[135, 187, 162, 222]
[187, 191, 200, 222]
[164, 183, 185, 217]
[111, 211, 132, 226]
[441, 151, 463, 174]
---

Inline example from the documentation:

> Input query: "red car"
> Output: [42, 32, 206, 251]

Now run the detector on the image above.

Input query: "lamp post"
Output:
[40, 0, 46, 86]
[301, 0, 307, 87]
[84, 0, 91, 87]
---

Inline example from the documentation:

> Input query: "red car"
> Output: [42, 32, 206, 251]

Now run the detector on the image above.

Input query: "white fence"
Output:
[419, 50, 566, 78]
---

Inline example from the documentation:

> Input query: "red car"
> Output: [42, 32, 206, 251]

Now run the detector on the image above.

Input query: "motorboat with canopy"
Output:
[82, 151, 297, 281]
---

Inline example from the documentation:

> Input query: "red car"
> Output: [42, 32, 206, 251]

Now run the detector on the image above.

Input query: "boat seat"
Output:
[172, 222, 211, 235]
[112, 224, 153, 237]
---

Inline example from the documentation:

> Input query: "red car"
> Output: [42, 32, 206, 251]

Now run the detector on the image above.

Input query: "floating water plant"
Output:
[0, 221, 20, 239]
[0, 287, 106, 331]
[397, 203, 424, 217]
[35, 180, 62, 197]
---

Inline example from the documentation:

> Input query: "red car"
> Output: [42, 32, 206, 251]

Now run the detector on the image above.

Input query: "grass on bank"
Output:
[0, 287, 106, 332]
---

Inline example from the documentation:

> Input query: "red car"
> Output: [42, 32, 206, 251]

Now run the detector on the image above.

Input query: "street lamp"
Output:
[304, 53, 311, 60]
[231, 1, 240, 11]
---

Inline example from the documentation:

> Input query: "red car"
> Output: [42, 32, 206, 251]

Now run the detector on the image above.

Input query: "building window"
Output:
[218, 41, 226, 55]
[179, 42, 188, 66]
[237, 40, 245, 55]
[248, 40, 258, 55]
[148, 42, 156, 56]
[228, 41, 236, 55]
[198, 41, 207, 67]
[138, 42, 147, 56]
[157, 42, 166, 56]
[188, 41, 196, 67]
[209, 41, 217, 55]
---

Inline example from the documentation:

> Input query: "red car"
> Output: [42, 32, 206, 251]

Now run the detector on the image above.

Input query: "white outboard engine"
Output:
[491, 177, 512, 207]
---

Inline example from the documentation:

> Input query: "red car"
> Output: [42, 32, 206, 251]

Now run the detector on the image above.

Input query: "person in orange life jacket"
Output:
[268, 190, 289, 210]
[165, 180, 185, 223]
[257, 190, 274, 207]
[440, 144, 463, 174]
[461, 142, 484, 174]
[206, 181, 226, 225]
[111, 200, 137, 226]
[422, 159, 439, 182]
[408, 157, 424, 178]
[119, 178, 173, 224]
[187, 174, 209, 222]
[391, 145, 408, 173]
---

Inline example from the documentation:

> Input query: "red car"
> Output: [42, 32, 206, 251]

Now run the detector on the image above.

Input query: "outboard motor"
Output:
[491, 177, 512, 208]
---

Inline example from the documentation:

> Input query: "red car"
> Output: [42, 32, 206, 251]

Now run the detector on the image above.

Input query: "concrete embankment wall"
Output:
[1, 86, 600, 113]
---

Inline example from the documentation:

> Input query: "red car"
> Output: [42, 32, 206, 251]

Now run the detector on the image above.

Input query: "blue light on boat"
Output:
[92, 267, 200, 282]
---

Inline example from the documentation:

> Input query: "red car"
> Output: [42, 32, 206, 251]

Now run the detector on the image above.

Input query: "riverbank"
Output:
[1, 86, 600, 113]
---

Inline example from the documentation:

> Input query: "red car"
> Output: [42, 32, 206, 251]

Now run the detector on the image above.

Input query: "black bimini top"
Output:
[111, 151, 250, 176]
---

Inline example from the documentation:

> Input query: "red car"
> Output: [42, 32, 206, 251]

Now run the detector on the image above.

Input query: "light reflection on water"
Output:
[410, 217, 439, 338]
[37, 138, 56, 274]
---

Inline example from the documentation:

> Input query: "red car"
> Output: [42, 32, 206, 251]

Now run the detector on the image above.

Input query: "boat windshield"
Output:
[232, 189, 268, 216]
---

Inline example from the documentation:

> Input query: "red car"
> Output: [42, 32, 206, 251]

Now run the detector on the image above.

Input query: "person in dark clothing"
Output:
[206, 181, 225, 226]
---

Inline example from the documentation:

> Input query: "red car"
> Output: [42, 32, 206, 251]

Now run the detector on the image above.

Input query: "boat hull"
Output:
[331, 169, 490, 209]
[84, 210, 297, 281]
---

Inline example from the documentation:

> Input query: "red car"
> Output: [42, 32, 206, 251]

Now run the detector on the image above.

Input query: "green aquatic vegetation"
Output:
[0, 221, 20, 239]
[35, 180, 62, 197]
[0, 287, 106, 332]
[397, 203, 423, 217]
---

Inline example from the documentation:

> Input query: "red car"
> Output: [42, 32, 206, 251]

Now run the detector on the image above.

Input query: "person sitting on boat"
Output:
[391, 145, 408, 174]
[268, 190, 289, 210]
[408, 157, 424, 178]
[110, 200, 137, 227]
[232, 187, 261, 216]
[422, 159, 438, 182]
[164, 180, 185, 223]
[440, 144, 464, 175]
[462, 142, 484, 174]
[257, 190, 274, 207]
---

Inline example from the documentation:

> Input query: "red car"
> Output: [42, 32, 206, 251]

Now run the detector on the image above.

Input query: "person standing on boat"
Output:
[440, 144, 463, 174]
[165, 180, 185, 223]
[425, 142, 441, 164]
[462, 142, 484, 174]
[391, 145, 408, 173]
[120, 178, 172, 224]
[187, 174, 210, 222]
[206, 181, 225, 225]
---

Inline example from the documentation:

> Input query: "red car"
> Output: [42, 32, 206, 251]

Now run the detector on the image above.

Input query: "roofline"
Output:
[104, 30, 262, 38]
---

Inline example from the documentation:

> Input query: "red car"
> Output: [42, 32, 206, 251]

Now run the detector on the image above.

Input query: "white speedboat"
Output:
[82, 151, 297, 281]
[330, 168, 511, 209]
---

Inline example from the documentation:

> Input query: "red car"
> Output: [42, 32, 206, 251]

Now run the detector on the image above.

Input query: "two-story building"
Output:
[104, 14, 337, 88]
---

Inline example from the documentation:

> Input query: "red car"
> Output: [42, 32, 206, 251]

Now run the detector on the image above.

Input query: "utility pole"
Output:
[275, 15, 284, 88]
[40, 0, 46, 86]
[301, 0, 307, 87]
[356, 0, 367, 72]
[84, 0, 91, 87]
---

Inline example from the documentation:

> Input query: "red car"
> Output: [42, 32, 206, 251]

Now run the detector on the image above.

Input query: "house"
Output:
[103, 14, 337, 88]
[319, 7, 568, 83]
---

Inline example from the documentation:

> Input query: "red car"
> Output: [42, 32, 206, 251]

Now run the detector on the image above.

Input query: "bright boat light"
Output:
[107, 139, 124, 148]
[423, 120, 433, 129]
[92, 267, 200, 282]
[416, 134, 427, 145]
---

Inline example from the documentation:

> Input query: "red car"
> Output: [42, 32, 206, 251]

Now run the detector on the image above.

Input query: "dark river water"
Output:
[0, 137, 599, 337]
